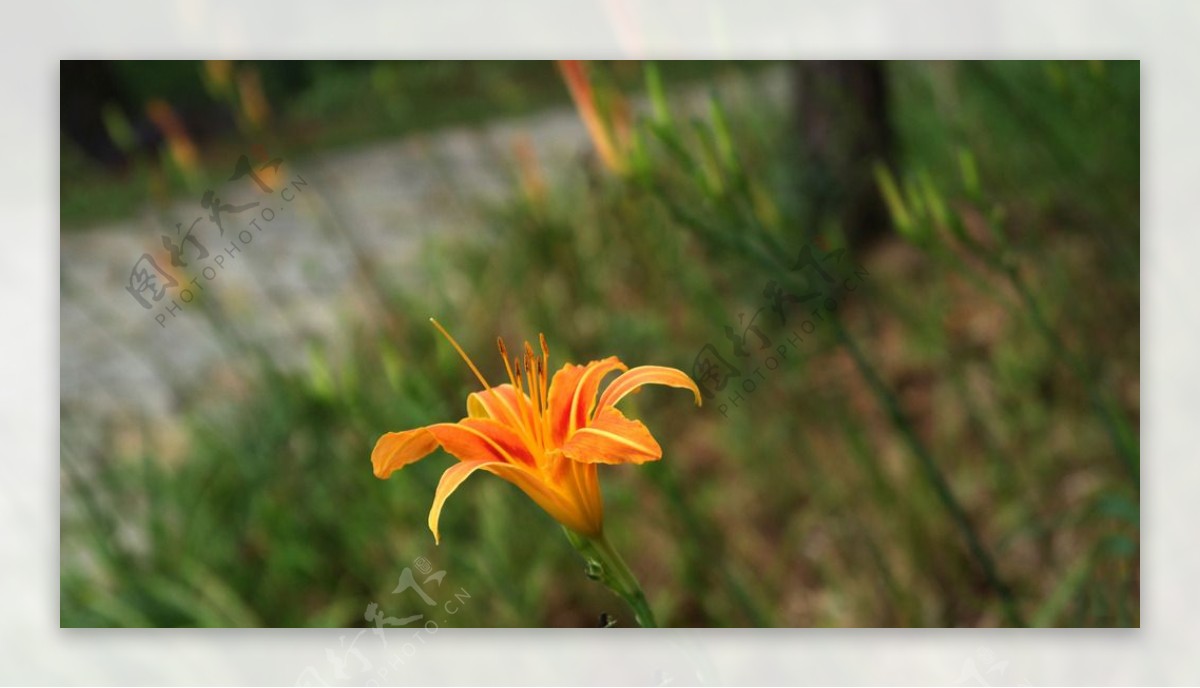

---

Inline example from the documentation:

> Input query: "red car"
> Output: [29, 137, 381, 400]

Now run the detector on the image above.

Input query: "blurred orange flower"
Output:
[557, 60, 631, 174]
[145, 99, 200, 187]
[372, 320, 701, 543]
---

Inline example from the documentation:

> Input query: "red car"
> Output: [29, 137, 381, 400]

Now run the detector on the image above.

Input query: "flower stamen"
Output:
[523, 342, 543, 445]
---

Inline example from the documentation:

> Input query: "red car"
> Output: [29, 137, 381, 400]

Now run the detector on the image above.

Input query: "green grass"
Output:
[60, 61, 1138, 627]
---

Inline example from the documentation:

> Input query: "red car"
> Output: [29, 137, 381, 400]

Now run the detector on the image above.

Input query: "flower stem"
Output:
[564, 528, 659, 628]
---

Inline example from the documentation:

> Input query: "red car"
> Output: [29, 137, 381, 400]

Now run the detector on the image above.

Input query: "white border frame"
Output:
[7, 0, 1195, 683]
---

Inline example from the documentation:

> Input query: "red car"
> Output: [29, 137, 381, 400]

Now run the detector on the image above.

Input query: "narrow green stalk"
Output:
[564, 528, 658, 627]
[831, 317, 1026, 627]
[1003, 264, 1140, 485]
[960, 221, 1139, 485]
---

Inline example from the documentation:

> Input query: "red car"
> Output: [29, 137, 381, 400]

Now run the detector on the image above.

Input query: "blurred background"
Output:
[60, 60, 1139, 628]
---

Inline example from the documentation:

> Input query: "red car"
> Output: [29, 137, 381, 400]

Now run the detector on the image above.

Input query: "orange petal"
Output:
[429, 460, 496, 544]
[372, 428, 439, 478]
[373, 417, 536, 480]
[561, 406, 662, 465]
[429, 458, 600, 543]
[596, 365, 703, 411]
[425, 419, 537, 468]
[567, 460, 604, 532]
[489, 461, 603, 537]
[546, 357, 627, 445]
[467, 384, 525, 423]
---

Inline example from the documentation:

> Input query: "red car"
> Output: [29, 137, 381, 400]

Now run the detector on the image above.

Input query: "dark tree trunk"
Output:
[791, 61, 895, 248]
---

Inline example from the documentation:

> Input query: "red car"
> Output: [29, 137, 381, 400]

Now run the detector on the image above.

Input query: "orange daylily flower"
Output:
[372, 320, 701, 543]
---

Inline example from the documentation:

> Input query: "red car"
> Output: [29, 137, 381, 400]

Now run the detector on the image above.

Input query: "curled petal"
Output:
[596, 365, 702, 411]
[561, 406, 662, 465]
[372, 428, 439, 478]
[546, 356, 627, 445]
[429, 460, 496, 544]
